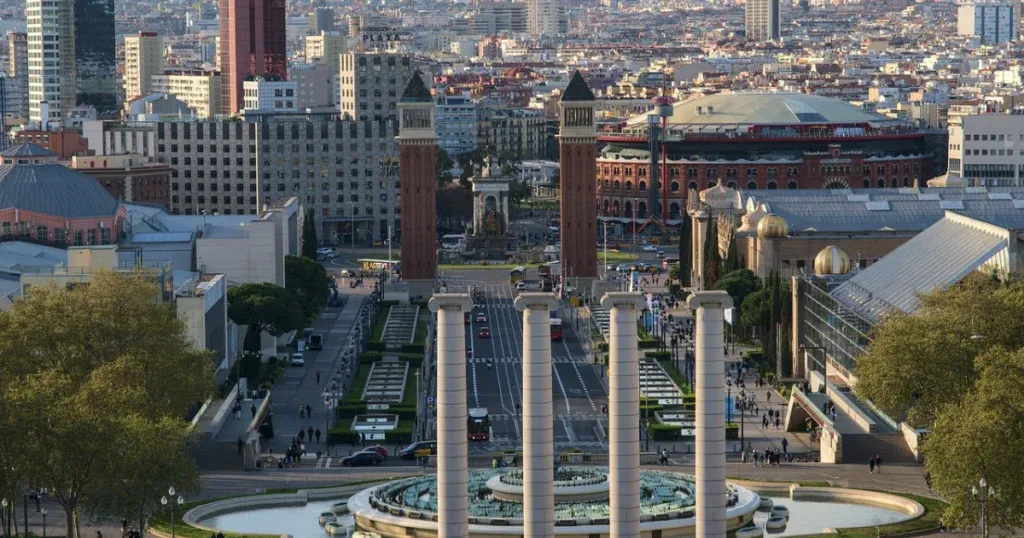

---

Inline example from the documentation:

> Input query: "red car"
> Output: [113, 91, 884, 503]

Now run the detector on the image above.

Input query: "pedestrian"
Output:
[306, 404, 313, 417]
[316, 428, 322, 443]
[875, 455, 882, 474]
[308, 426, 314, 441]
[767, 391, 771, 403]
[237, 436, 245, 454]
[299, 429, 305, 442]
[869, 456, 876, 473]
[299, 404, 305, 418]
[781, 437, 788, 454]
[774, 417, 780, 429]
[316, 370, 321, 383]
[250, 403, 257, 417]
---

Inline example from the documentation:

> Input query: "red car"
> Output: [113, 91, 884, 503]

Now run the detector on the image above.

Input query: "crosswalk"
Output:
[468, 356, 590, 364]
[487, 412, 606, 422]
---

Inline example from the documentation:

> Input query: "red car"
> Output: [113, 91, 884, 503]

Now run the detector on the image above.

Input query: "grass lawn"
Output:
[439, 263, 525, 270]
[601, 251, 639, 262]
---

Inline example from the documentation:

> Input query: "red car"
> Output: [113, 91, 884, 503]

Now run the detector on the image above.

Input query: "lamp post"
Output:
[1, 497, 8, 538]
[726, 378, 733, 425]
[160, 487, 184, 538]
[972, 477, 996, 538]
[41, 509, 46, 538]
[323, 390, 332, 437]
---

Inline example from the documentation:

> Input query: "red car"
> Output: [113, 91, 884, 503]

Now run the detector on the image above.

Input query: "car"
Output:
[316, 247, 335, 258]
[340, 269, 353, 277]
[642, 244, 658, 252]
[478, 326, 491, 338]
[656, 250, 666, 258]
[476, 312, 487, 323]
[515, 281, 527, 291]
[399, 440, 437, 460]
[359, 445, 389, 459]
[340, 451, 382, 467]
[616, 264, 629, 273]
[290, 353, 305, 366]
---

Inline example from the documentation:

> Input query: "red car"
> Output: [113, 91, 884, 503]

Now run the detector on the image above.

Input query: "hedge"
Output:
[597, 342, 609, 352]
[638, 338, 660, 349]
[359, 351, 382, 365]
[726, 423, 739, 440]
[648, 423, 683, 441]
[365, 341, 387, 352]
[401, 343, 425, 354]
[327, 421, 413, 445]
[645, 350, 671, 361]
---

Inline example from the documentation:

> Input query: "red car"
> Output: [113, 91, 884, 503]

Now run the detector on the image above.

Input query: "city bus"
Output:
[550, 318, 564, 341]
[510, 266, 526, 283]
[468, 408, 490, 441]
[441, 234, 465, 251]
[662, 256, 678, 271]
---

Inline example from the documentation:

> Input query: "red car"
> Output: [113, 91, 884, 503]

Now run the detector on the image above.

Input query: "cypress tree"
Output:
[723, 229, 739, 273]
[679, 215, 692, 286]
[702, 217, 721, 288]
[302, 214, 319, 259]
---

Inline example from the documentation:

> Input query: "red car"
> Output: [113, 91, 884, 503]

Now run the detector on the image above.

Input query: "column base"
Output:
[406, 279, 435, 301]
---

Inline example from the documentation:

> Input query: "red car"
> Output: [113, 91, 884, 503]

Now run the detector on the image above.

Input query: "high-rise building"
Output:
[472, 2, 527, 34]
[74, 0, 117, 114]
[124, 32, 166, 101]
[305, 31, 346, 72]
[339, 50, 416, 123]
[218, 0, 288, 115]
[242, 78, 297, 113]
[958, 0, 1019, 44]
[7, 33, 28, 122]
[435, 93, 477, 157]
[746, 0, 781, 41]
[308, 7, 336, 35]
[27, 0, 75, 126]
[151, 70, 222, 118]
[527, 0, 567, 35]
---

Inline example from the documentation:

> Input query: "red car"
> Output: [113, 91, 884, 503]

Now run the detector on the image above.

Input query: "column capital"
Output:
[599, 292, 645, 311]
[514, 293, 559, 312]
[428, 293, 472, 313]
[686, 290, 733, 310]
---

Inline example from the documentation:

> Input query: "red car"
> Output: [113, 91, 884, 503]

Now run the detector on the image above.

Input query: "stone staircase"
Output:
[190, 438, 246, 471]
[841, 432, 919, 464]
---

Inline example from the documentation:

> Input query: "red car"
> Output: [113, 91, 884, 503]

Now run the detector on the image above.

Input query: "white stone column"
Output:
[428, 293, 473, 538]
[600, 291, 646, 538]
[687, 291, 734, 538]
[514, 293, 559, 538]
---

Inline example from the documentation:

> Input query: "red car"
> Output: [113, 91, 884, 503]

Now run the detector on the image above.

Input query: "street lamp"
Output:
[323, 390, 332, 438]
[160, 487, 184, 538]
[726, 378, 733, 425]
[1, 498, 8, 538]
[41, 509, 46, 538]
[972, 477, 996, 538]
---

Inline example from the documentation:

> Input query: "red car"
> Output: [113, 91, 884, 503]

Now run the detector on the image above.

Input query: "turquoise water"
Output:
[752, 497, 909, 536]
[201, 499, 354, 538]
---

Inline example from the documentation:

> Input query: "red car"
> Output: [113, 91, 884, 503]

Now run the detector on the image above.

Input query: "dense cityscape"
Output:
[0, 0, 1021, 536]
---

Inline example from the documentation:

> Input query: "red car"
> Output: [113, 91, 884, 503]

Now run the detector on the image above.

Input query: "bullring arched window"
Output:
[670, 181, 680, 192]
[638, 181, 647, 192]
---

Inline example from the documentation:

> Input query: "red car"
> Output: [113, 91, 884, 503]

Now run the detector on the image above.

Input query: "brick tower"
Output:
[397, 71, 437, 298]
[558, 71, 599, 294]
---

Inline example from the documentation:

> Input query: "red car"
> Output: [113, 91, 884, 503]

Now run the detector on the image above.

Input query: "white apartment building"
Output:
[435, 93, 477, 156]
[339, 50, 416, 123]
[7, 33, 28, 121]
[124, 32, 166, 100]
[305, 31, 346, 72]
[948, 113, 1024, 186]
[243, 79, 298, 113]
[151, 70, 222, 118]
[26, 0, 75, 126]
[527, 0, 567, 35]
[746, 0, 781, 41]
[958, 0, 1019, 44]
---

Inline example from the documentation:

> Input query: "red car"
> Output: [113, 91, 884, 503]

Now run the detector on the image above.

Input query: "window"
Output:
[87, 229, 97, 245]
[101, 228, 110, 244]
[54, 228, 67, 244]
[35, 225, 47, 240]
[74, 230, 83, 246]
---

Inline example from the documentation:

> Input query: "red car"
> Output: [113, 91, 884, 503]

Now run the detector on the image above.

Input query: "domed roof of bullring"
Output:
[626, 92, 910, 128]
[0, 144, 120, 218]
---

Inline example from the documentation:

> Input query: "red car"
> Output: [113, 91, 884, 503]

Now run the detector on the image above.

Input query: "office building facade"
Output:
[305, 31, 346, 72]
[472, 3, 527, 34]
[339, 51, 416, 123]
[218, 0, 288, 114]
[74, 0, 117, 114]
[948, 113, 1024, 186]
[746, 0, 781, 41]
[151, 70, 222, 118]
[308, 7, 336, 34]
[124, 32, 166, 101]
[527, 0, 567, 35]
[957, 0, 1019, 44]
[7, 33, 28, 122]
[27, 0, 75, 126]
[435, 93, 477, 157]
[242, 78, 297, 112]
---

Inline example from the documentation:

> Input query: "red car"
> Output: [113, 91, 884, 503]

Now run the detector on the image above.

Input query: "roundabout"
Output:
[347, 468, 761, 537]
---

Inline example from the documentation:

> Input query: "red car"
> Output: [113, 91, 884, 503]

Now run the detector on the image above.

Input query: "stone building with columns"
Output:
[688, 184, 1024, 289]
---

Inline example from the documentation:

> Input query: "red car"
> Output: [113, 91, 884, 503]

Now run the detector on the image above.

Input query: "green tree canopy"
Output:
[0, 272, 214, 538]
[436, 147, 455, 187]
[923, 346, 1024, 531]
[301, 214, 319, 259]
[854, 274, 1024, 426]
[702, 217, 721, 288]
[509, 178, 533, 206]
[286, 254, 332, 324]
[678, 215, 692, 287]
[712, 269, 760, 312]
[228, 282, 306, 352]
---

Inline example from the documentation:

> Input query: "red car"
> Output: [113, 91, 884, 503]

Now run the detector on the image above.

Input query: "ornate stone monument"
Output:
[464, 157, 514, 259]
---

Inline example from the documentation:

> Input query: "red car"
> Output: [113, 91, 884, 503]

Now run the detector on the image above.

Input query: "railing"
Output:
[599, 128, 923, 144]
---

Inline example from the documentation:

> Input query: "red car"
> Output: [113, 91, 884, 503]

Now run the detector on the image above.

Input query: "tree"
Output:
[457, 146, 489, 186]
[0, 272, 214, 538]
[301, 214, 319, 260]
[702, 217, 721, 288]
[723, 229, 740, 273]
[499, 152, 522, 179]
[678, 214, 692, 287]
[855, 274, 1024, 426]
[712, 269, 760, 314]
[228, 282, 306, 352]
[85, 416, 200, 535]
[437, 183, 474, 233]
[286, 254, 331, 324]
[508, 178, 533, 206]
[435, 147, 455, 187]
[768, 271, 782, 369]
[550, 169, 560, 191]
[923, 347, 1024, 532]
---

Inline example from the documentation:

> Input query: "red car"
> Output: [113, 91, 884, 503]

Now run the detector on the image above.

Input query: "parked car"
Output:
[399, 440, 437, 460]
[341, 451, 382, 467]
[478, 326, 491, 339]
[642, 244, 658, 252]
[290, 353, 305, 366]
[359, 445, 389, 459]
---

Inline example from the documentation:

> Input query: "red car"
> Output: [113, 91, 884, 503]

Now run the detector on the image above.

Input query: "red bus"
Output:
[468, 408, 490, 440]
[550, 318, 564, 341]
